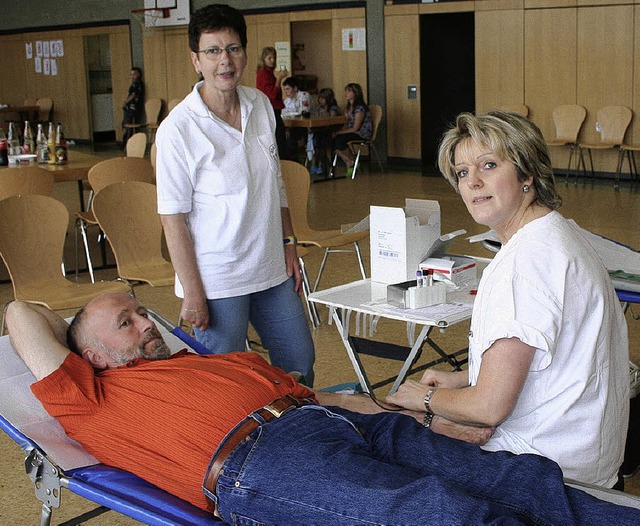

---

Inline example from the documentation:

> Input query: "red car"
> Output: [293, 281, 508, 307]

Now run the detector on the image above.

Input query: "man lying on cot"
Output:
[7, 293, 640, 525]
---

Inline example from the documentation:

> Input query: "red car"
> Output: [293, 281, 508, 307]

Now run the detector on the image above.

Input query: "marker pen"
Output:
[416, 270, 424, 288]
[426, 268, 434, 287]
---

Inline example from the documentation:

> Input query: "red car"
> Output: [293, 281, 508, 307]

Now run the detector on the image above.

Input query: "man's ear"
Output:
[81, 348, 110, 370]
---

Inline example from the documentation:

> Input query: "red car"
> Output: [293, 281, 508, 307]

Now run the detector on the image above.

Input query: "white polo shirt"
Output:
[469, 211, 629, 487]
[155, 82, 289, 299]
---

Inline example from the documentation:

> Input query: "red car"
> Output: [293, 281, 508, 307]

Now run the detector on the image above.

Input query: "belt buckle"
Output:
[263, 396, 299, 418]
[263, 402, 295, 418]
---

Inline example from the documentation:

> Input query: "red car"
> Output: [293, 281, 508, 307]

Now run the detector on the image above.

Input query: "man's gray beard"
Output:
[104, 331, 172, 366]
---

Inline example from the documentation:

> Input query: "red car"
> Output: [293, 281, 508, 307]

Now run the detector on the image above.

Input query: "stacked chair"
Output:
[0, 194, 130, 333]
[75, 157, 155, 283]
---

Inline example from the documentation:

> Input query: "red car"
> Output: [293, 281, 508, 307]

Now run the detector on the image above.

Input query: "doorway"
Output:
[420, 12, 475, 165]
[84, 35, 116, 144]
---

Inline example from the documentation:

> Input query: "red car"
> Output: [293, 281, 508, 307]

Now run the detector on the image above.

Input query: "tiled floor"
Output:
[1, 151, 639, 523]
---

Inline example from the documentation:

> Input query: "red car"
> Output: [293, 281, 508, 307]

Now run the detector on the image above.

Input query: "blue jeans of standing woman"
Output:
[207, 405, 640, 525]
[194, 277, 315, 386]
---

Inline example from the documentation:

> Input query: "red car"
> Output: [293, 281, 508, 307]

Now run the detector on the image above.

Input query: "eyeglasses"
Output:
[197, 45, 244, 60]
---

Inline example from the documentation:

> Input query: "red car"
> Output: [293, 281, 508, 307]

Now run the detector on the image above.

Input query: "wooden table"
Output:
[282, 115, 346, 130]
[7, 150, 114, 210]
[283, 115, 346, 180]
[0, 105, 40, 123]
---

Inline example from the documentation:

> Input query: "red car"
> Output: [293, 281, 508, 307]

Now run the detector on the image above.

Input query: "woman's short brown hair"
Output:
[437, 111, 562, 210]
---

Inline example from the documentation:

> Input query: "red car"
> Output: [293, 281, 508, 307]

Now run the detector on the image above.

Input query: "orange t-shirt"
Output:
[32, 350, 315, 511]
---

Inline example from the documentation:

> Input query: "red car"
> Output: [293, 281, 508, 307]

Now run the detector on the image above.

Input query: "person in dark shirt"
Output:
[122, 66, 145, 146]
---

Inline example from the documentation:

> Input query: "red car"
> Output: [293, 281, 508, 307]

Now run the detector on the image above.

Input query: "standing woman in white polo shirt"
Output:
[387, 111, 629, 490]
[155, 4, 315, 385]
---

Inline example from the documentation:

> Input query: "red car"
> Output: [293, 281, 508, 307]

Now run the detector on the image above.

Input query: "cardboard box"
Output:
[420, 255, 477, 289]
[370, 199, 441, 284]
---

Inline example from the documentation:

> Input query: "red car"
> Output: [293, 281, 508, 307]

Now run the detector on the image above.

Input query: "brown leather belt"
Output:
[203, 395, 312, 514]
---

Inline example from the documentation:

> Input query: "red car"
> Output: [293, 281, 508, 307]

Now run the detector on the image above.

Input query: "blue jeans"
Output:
[194, 278, 315, 386]
[207, 406, 640, 525]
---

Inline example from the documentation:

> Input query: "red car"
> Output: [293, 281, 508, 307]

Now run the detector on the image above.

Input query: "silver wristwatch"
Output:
[423, 388, 436, 428]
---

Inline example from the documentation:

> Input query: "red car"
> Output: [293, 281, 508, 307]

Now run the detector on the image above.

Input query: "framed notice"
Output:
[342, 28, 366, 51]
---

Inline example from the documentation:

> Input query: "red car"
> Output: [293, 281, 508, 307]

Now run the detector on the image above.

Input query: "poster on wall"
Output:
[25, 42, 33, 59]
[274, 41, 291, 73]
[342, 28, 366, 51]
[35, 57, 42, 74]
[43, 58, 51, 76]
[51, 59, 58, 76]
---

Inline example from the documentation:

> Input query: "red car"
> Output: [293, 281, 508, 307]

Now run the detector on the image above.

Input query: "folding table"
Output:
[309, 277, 479, 394]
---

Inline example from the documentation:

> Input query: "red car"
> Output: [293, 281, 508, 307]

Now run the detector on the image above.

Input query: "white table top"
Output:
[309, 279, 477, 328]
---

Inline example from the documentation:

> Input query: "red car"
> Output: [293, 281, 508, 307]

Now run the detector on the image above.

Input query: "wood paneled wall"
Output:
[385, 0, 640, 172]
[0, 25, 130, 141]
[141, 7, 367, 116]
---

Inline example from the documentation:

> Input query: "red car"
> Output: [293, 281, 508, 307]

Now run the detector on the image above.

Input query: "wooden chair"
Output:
[123, 98, 163, 144]
[0, 167, 54, 200]
[91, 181, 174, 292]
[75, 157, 155, 283]
[280, 160, 368, 292]
[292, 244, 321, 328]
[167, 98, 181, 113]
[545, 104, 587, 182]
[0, 194, 130, 333]
[125, 132, 147, 158]
[331, 104, 384, 179]
[35, 97, 53, 122]
[150, 141, 157, 171]
[616, 143, 640, 187]
[578, 105, 632, 185]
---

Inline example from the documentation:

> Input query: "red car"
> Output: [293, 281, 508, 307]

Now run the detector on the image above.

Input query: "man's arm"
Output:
[315, 391, 493, 445]
[6, 301, 71, 380]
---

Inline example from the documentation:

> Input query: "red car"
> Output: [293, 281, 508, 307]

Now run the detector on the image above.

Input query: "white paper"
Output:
[275, 41, 291, 73]
[25, 42, 33, 59]
[43, 58, 50, 76]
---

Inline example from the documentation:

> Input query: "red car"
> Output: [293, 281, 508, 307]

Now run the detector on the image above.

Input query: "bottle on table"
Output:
[47, 122, 57, 165]
[22, 121, 35, 155]
[36, 123, 49, 164]
[7, 121, 20, 156]
[54, 122, 67, 165]
[0, 126, 8, 166]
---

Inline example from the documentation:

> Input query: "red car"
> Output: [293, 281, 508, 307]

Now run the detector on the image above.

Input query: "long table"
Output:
[6, 150, 112, 210]
[282, 115, 346, 130]
[0, 105, 40, 123]
[283, 115, 345, 180]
